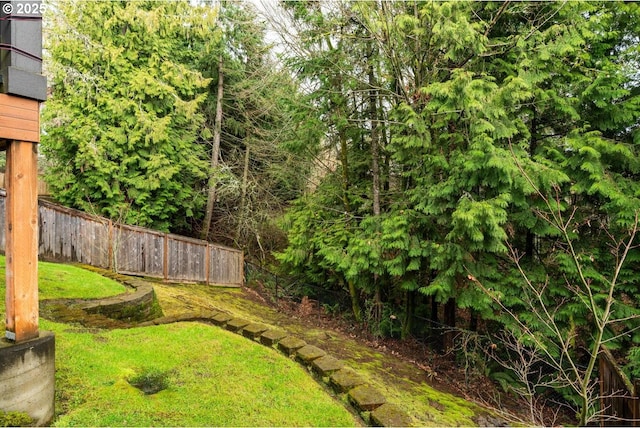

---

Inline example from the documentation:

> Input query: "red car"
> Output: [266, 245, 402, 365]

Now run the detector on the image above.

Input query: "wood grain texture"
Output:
[0, 94, 40, 143]
[5, 141, 39, 341]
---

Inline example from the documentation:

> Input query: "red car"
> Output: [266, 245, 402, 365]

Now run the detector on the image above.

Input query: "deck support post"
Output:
[4, 140, 39, 342]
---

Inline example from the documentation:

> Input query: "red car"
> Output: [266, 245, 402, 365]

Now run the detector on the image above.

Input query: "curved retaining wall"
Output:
[78, 278, 158, 322]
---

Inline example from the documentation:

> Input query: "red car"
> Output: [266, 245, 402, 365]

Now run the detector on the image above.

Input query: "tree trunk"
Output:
[443, 298, 456, 352]
[469, 309, 478, 332]
[201, 55, 224, 240]
[402, 289, 416, 340]
[369, 43, 383, 325]
[348, 279, 362, 322]
[235, 142, 251, 246]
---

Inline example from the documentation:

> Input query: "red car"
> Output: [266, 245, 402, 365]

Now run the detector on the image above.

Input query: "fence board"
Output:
[38, 203, 111, 268]
[167, 235, 207, 283]
[209, 245, 243, 285]
[115, 225, 165, 279]
[0, 191, 243, 286]
[600, 346, 639, 426]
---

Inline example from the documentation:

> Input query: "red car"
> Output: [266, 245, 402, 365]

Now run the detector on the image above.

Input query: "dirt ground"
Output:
[150, 280, 560, 427]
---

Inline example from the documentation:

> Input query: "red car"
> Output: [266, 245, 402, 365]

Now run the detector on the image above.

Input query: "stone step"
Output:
[348, 385, 386, 412]
[277, 336, 307, 356]
[370, 403, 413, 427]
[329, 368, 365, 393]
[259, 329, 287, 347]
[296, 345, 327, 365]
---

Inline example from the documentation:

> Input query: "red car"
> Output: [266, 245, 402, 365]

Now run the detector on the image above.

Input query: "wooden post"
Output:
[205, 244, 210, 285]
[5, 140, 39, 342]
[107, 219, 114, 270]
[163, 233, 168, 282]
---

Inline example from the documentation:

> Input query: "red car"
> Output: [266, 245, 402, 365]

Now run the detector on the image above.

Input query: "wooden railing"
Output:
[0, 189, 243, 286]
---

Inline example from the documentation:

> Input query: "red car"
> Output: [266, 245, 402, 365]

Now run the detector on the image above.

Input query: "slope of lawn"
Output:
[0, 255, 127, 309]
[0, 256, 357, 427]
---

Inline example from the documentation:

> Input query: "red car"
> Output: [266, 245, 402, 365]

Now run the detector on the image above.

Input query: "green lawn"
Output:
[0, 255, 127, 308]
[0, 256, 356, 426]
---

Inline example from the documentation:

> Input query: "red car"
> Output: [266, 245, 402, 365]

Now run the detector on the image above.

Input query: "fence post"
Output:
[205, 243, 210, 286]
[163, 233, 168, 282]
[107, 219, 113, 271]
[631, 379, 640, 427]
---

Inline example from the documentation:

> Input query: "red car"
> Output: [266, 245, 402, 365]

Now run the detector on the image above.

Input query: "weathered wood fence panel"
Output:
[39, 200, 110, 268]
[600, 346, 640, 426]
[209, 245, 243, 285]
[0, 190, 243, 286]
[115, 224, 165, 279]
[167, 235, 207, 283]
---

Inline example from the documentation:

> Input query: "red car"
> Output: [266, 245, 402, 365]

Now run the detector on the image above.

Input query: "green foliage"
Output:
[42, 1, 214, 232]
[277, 5, 640, 421]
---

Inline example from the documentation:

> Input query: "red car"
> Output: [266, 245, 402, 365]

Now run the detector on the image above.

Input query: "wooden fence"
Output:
[600, 346, 640, 426]
[0, 189, 243, 286]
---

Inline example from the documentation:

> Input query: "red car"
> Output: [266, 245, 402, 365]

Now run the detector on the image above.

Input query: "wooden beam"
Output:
[0, 94, 40, 144]
[5, 140, 39, 342]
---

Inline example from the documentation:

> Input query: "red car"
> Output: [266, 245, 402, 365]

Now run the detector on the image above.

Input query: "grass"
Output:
[49, 321, 356, 426]
[0, 255, 126, 307]
[152, 281, 489, 426]
[0, 256, 357, 427]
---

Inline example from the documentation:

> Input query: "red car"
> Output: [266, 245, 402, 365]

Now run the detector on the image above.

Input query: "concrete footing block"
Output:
[311, 355, 343, 377]
[330, 368, 365, 393]
[0, 332, 55, 426]
[296, 344, 326, 364]
[211, 312, 233, 326]
[242, 323, 268, 340]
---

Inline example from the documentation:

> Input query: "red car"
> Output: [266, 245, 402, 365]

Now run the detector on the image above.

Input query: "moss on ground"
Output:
[0, 411, 33, 427]
[150, 282, 488, 426]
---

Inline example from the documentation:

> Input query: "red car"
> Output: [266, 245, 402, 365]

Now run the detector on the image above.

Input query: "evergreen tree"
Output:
[42, 1, 216, 232]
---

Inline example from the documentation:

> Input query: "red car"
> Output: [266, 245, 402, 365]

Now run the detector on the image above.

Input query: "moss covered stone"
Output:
[79, 284, 159, 322]
[370, 403, 413, 427]
[260, 330, 287, 347]
[277, 336, 307, 356]
[329, 368, 365, 393]
[348, 385, 386, 412]
[211, 312, 233, 326]
[226, 318, 251, 333]
[296, 345, 327, 364]
[311, 355, 344, 377]
[242, 323, 268, 340]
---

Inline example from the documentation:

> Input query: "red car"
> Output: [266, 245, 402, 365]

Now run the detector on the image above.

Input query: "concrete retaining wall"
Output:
[0, 332, 55, 426]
